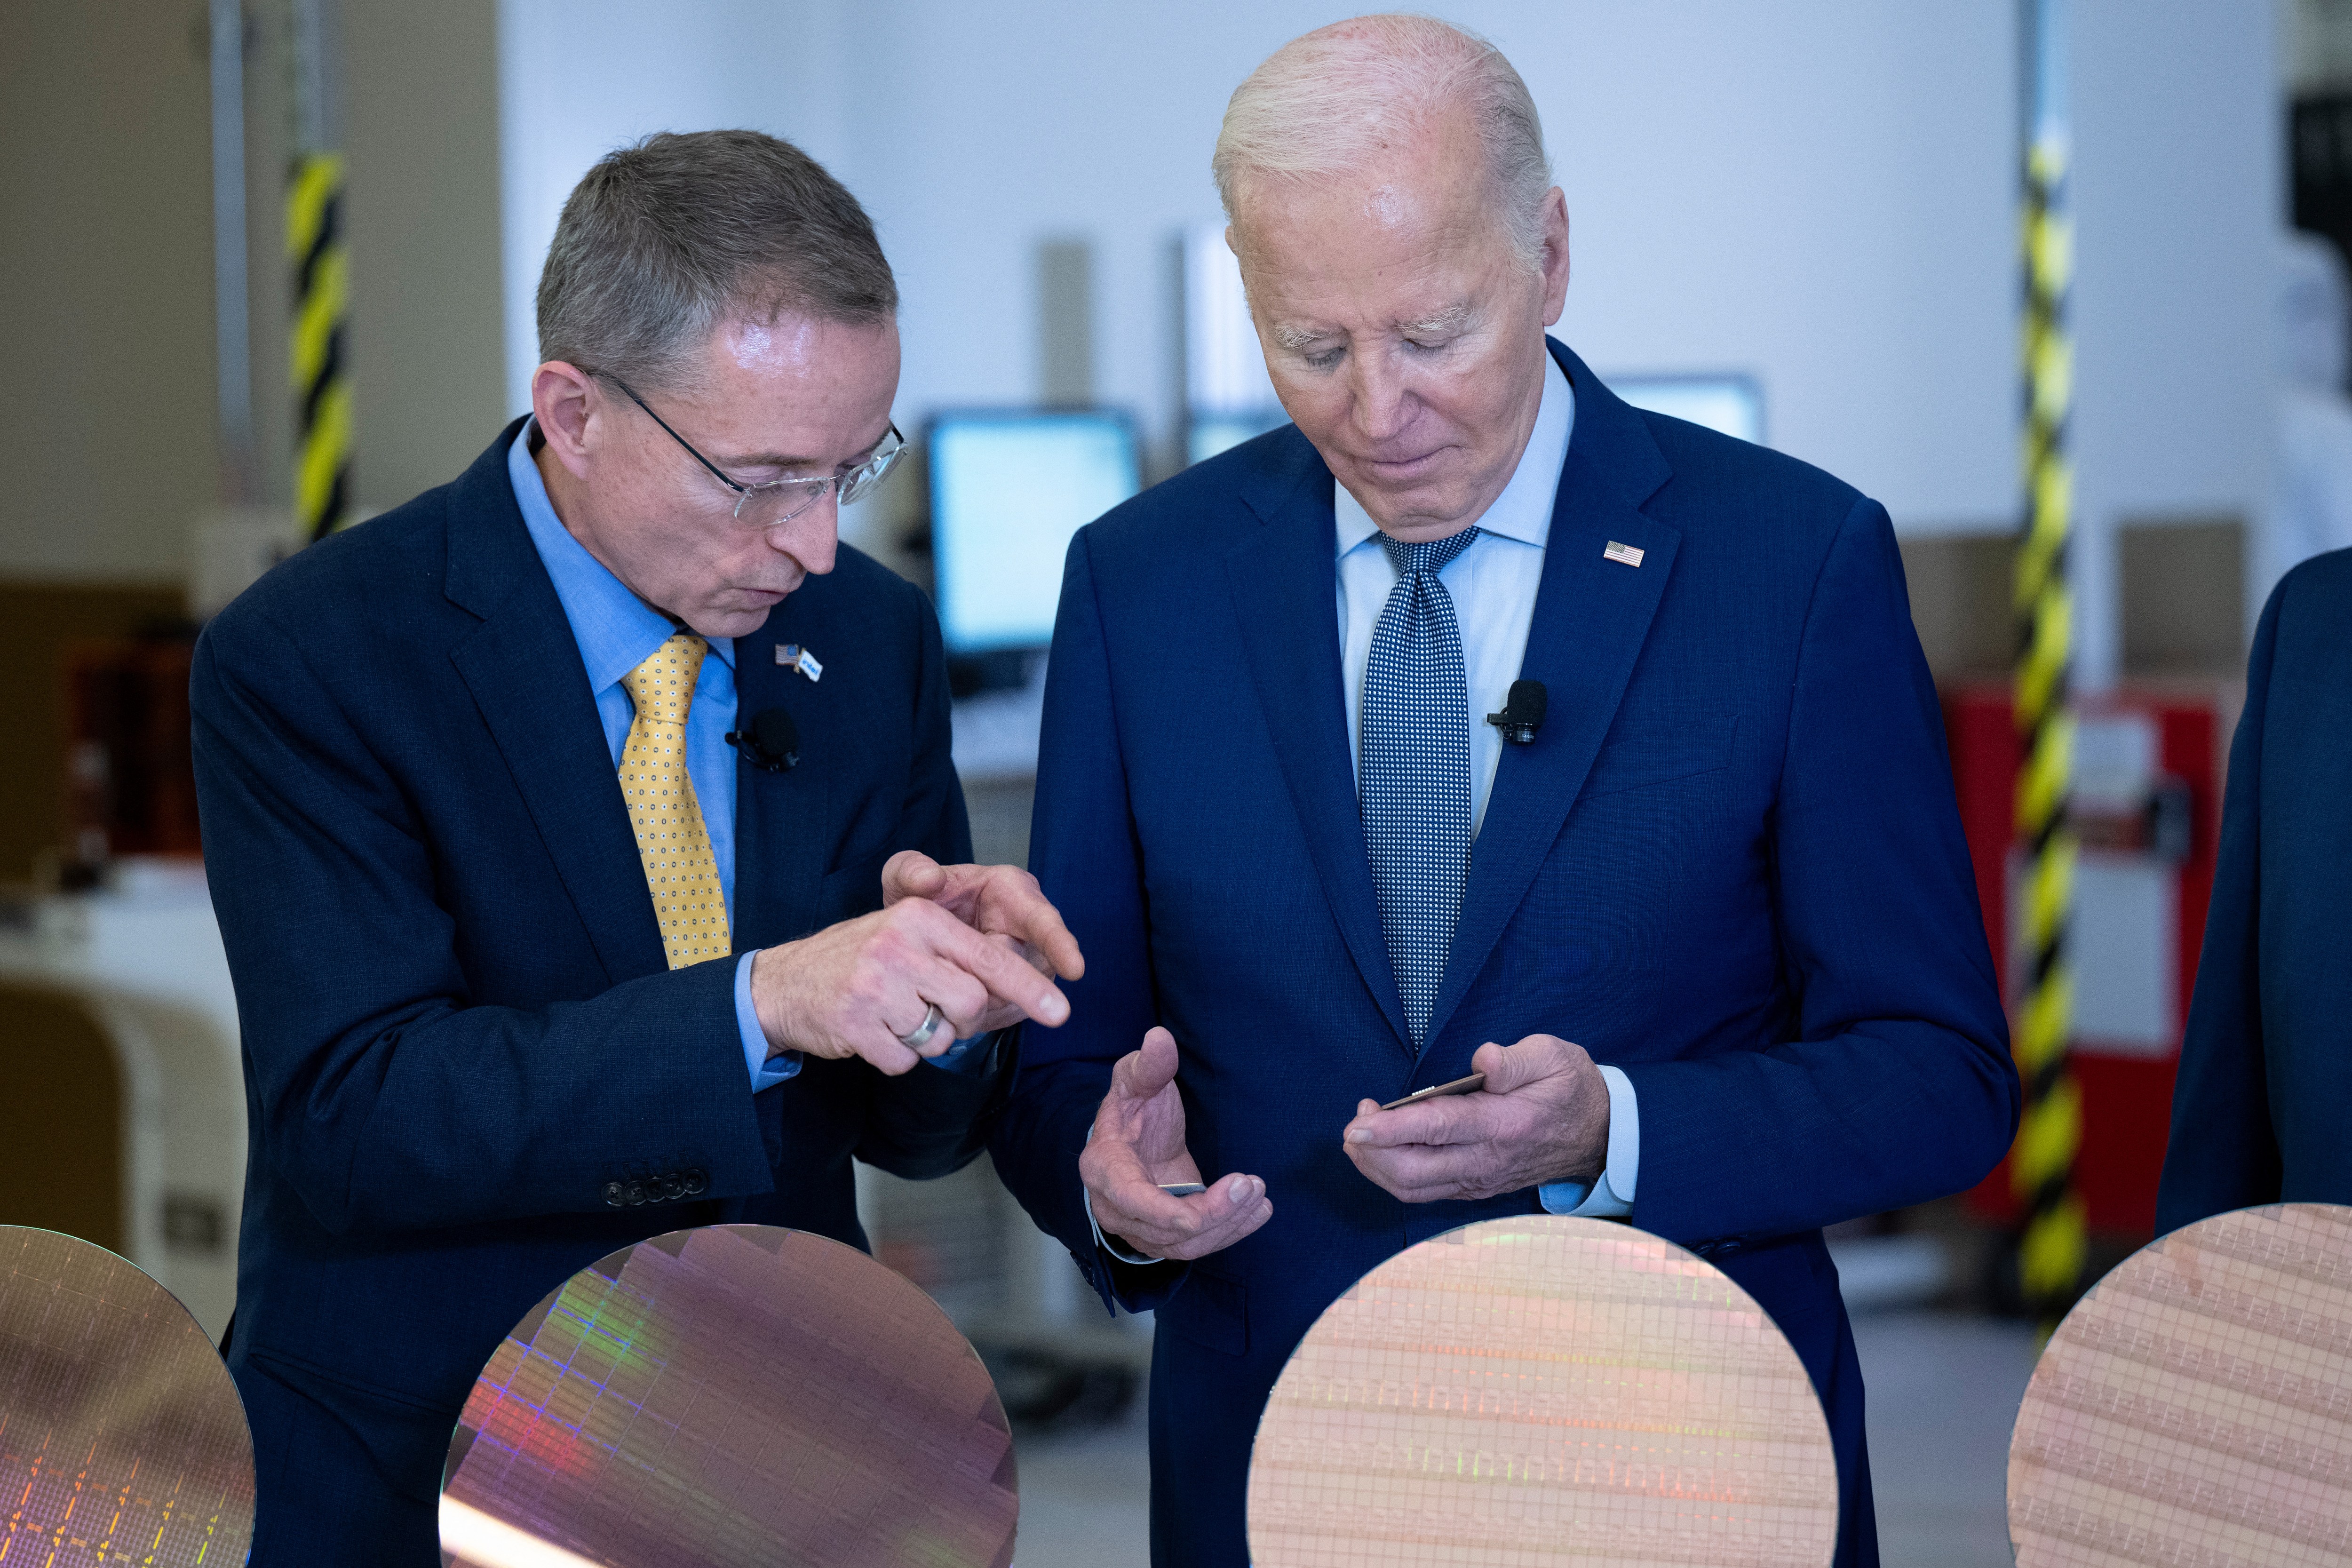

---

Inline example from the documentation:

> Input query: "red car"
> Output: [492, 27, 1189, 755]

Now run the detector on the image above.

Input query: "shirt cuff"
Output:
[1538, 1064, 1639, 1217]
[737, 951, 802, 1091]
[929, 1030, 1001, 1075]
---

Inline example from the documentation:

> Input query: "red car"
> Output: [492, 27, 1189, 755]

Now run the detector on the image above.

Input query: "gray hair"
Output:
[536, 129, 897, 392]
[1213, 15, 1553, 270]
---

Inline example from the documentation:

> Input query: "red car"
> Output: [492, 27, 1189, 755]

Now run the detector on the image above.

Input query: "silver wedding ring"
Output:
[897, 1001, 947, 1052]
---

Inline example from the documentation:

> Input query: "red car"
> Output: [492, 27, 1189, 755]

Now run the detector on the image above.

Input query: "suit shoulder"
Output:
[799, 541, 928, 622]
[206, 483, 455, 652]
[774, 542, 938, 663]
[1630, 410, 1887, 605]
[824, 540, 920, 599]
[2273, 543, 2352, 623]
[1638, 410, 1865, 522]
[1080, 426, 1307, 562]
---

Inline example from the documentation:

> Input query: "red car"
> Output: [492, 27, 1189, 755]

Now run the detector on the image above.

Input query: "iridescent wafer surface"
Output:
[0, 1226, 254, 1567]
[2008, 1202, 2352, 1567]
[442, 1223, 1017, 1568]
[1247, 1216, 1838, 1567]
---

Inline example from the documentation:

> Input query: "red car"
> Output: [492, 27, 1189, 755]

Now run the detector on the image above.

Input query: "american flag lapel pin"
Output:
[1603, 540, 1645, 568]
[775, 644, 823, 681]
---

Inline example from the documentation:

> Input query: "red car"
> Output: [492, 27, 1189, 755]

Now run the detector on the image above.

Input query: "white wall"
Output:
[498, 0, 853, 421]
[498, 0, 2281, 682]
[2070, 0, 2278, 686]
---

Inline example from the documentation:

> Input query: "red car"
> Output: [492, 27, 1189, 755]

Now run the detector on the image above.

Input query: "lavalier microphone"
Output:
[726, 707, 800, 772]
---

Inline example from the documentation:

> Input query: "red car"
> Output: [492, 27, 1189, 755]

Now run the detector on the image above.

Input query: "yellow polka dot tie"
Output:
[618, 633, 731, 969]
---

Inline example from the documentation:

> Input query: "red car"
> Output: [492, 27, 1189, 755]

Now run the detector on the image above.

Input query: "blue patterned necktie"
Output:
[1361, 525, 1481, 1051]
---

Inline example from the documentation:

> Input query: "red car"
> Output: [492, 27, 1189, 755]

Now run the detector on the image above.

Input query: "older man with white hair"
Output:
[989, 17, 2014, 1566]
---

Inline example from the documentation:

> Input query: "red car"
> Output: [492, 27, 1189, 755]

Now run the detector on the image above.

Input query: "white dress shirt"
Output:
[1090, 352, 1638, 1265]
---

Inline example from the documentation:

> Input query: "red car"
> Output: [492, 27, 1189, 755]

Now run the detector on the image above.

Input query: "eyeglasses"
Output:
[607, 375, 905, 530]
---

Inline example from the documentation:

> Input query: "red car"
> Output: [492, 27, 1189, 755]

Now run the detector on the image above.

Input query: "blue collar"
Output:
[508, 419, 734, 694]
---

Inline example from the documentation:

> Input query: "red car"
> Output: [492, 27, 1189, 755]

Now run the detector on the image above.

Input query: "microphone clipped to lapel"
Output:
[1486, 680, 1547, 745]
[727, 708, 800, 772]
[736, 642, 819, 771]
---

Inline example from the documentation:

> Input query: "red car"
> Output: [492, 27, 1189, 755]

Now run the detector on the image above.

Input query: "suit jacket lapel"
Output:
[1424, 344, 1681, 1048]
[727, 616, 829, 949]
[1227, 436, 1413, 1054]
[445, 422, 667, 984]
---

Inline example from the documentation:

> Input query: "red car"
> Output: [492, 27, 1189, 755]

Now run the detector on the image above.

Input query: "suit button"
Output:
[682, 1168, 709, 1196]
[657, 1173, 683, 1201]
[603, 1181, 627, 1208]
[624, 1182, 648, 1207]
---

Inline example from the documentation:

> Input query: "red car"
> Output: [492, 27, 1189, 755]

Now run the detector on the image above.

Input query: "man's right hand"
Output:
[1081, 1027, 1271, 1262]
[751, 896, 1072, 1075]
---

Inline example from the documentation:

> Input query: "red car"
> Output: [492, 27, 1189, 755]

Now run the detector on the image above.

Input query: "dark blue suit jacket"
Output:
[989, 341, 2017, 1568]
[2158, 548, 2352, 1228]
[191, 422, 1004, 1563]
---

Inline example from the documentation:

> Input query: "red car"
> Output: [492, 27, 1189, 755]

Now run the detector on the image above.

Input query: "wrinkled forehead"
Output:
[628, 310, 895, 417]
[1230, 123, 1512, 293]
[1232, 181, 1515, 337]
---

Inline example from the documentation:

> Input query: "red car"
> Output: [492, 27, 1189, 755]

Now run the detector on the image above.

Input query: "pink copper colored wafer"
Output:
[441, 1223, 1017, 1568]
[2008, 1202, 2352, 1568]
[0, 1226, 256, 1568]
[1246, 1215, 1838, 1567]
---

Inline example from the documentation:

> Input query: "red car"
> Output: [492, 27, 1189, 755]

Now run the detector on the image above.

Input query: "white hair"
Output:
[1213, 14, 1554, 270]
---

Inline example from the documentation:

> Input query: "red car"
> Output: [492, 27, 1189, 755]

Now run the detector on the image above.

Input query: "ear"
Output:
[1537, 188, 1572, 328]
[531, 361, 602, 481]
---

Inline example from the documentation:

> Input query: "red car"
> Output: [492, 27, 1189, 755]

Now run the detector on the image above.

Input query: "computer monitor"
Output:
[929, 410, 1141, 654]
[1605, 374, 1766, 446]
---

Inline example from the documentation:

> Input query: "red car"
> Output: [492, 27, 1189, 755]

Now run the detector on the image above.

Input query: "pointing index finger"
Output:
[939, 909, 1069, 1026]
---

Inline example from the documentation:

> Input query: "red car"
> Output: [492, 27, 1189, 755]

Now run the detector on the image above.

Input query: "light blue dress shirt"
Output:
[1331, 354, 1639, 1220]
[510, 427, 994, 1087]
[508, 424, 798, 1090]
[1091, 357, 1637, 1264]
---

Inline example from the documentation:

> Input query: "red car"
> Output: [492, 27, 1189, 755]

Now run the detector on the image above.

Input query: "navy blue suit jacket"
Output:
[2158, 548, 2352, 1228]
[989, 342, 2017, 1568]
[191, 422, 1004, 1563]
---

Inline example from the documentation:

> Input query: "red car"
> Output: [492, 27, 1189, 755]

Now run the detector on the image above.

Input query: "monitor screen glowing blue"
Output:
[930, 411, 1141, 653]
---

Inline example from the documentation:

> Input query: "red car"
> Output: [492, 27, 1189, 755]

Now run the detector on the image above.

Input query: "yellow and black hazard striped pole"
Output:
[288, 150, 351, 541]
[2012, 0, 2084, 1331]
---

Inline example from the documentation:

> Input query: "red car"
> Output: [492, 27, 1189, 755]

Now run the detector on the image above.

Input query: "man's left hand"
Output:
[1342, 1035, 1610, 1203]
[882, 851, 1086, 1035]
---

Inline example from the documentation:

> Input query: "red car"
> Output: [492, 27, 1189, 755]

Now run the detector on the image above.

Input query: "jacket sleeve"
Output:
[1621, 496, 2021, 1245]
[857, 581, 1010, 1180]
[191, 604, 776, 1239]
[986, 529, 1187, 1312]
[2155, 575, 2286, 1230]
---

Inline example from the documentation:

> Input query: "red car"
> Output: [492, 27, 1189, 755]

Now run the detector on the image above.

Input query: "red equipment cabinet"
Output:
[1942, 681, 2227, 1239]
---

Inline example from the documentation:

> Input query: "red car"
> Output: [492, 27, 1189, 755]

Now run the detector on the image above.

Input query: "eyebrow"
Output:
[714, 421, 892, 477]
[1269, 302, 1479, 352]
[1399, 302, 1478, 336]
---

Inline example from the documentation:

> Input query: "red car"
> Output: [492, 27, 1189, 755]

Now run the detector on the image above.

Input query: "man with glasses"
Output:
[191, 130, 1080, 1562]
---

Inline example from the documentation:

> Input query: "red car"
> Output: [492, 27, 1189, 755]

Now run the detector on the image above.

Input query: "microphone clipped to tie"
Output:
[1485, 680, 1547, 745]
[726, 707, 801, 772]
